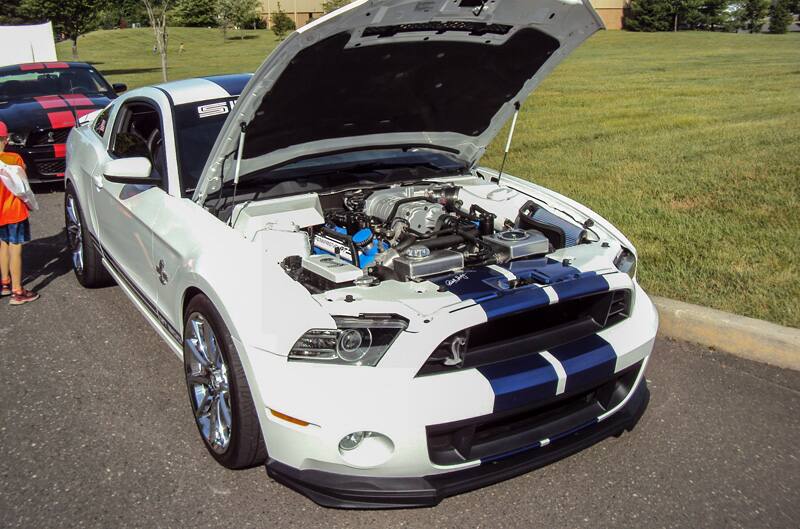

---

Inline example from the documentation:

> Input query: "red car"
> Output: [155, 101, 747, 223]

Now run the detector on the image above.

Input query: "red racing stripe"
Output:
[47, 111, 76, 129]
[34, 95, 68, 109]
[53, 144, 67, 158]
[76, 108, 95, 118]
[61, 94, 93, 107]
[45, 62, 69, 69]
[20, 63, 44, 71]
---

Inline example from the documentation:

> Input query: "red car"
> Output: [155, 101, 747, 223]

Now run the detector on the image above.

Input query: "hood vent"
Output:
[362, 21, 513, 38]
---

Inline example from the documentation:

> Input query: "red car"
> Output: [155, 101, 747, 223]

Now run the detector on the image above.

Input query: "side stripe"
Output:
[548, 334, 617, 394]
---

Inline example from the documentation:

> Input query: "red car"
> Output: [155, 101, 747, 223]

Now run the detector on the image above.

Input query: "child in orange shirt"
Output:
[0, 121, 39, 305]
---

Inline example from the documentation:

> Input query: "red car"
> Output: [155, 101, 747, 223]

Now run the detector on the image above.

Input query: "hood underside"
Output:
[194, 0, 603, 203]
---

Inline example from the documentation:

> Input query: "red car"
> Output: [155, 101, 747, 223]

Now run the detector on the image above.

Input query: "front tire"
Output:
[183, 294, 267, 469]
[64, 183, 113, 288]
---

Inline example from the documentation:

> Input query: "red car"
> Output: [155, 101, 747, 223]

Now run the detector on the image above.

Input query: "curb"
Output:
[652, 296, 800, 371]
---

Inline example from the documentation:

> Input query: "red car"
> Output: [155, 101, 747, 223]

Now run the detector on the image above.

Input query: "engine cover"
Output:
[364, 189, 446, 234]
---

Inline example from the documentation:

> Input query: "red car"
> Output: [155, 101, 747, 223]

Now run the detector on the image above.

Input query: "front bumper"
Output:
[267, 378, 649, 509]
[7, 144, 66, 182]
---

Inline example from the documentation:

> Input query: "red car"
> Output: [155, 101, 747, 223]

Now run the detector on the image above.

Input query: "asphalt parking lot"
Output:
[1, 187, 799, 529]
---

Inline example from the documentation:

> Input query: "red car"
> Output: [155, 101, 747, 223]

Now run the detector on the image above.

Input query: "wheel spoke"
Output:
[218, 392, 232, 426]
[194, 390, 213, 419]
[66, 197, 80, 226]
[186, 335, 211, 369]
[187, 371, 210, 387]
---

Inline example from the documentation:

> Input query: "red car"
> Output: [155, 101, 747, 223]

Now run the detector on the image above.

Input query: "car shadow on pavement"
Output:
[23, 228, 73, 293]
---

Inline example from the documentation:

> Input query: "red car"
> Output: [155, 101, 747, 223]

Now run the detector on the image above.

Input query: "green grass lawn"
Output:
[58, 28, 800, 327]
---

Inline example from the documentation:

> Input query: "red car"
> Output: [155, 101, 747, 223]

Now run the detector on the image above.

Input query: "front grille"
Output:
[426, 360, 643, 465]
[28, 128, 70, 147]
[35, 159, 66, 175]
[362, 21, 513, 38]
[418, 289, 631, 376]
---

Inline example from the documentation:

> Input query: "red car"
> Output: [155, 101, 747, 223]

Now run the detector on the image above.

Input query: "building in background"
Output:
[260, 0, 629, 30]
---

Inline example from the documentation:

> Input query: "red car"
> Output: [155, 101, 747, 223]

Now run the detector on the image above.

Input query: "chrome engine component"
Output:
[364, 188, 446, 234]
[484, 229, 550, 261]
[392, 250, 465, 280]
[302, 254, 363, 283]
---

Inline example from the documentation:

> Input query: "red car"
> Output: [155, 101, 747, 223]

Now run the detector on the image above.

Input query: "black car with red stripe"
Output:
[0, 62, 126, 182]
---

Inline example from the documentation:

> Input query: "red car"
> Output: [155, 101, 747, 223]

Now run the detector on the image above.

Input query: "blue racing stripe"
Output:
[478, 286, 550, 319]
[549, 334, 617, 394]
[203, 74, 252, 97]
[550, 273, 609, 300]
[478, 353, 559, 412]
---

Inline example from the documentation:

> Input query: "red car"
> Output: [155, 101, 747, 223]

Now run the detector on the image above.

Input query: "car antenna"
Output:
[495, 102, 520, 184]
[229, 122, 246, 225]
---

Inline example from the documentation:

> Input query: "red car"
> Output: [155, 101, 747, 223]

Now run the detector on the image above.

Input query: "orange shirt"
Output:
[0, 152, 29, 225]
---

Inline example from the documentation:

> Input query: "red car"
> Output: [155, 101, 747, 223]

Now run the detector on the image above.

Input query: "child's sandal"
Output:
[0, 279, 10, 297]
[9, 288, 39, 305]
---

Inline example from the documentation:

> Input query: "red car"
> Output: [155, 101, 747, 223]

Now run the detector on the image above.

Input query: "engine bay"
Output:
[244, 181, 593, 294]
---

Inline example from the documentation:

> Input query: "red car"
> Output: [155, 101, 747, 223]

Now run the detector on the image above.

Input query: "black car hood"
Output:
[0, 94, 112, 134]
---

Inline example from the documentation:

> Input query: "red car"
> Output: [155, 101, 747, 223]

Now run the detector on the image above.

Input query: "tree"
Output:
[768, 0, 794, 32]
[626, 0, 733, 30]
[142, 0, 172, 82]
[173, 0, 217, 27]
[322, 0, 350, 14]
[218, 0, 261, 39]
[733, 0, 770, 31]
[271, 3, 295, 40]
[20, 0, 104, 59]
[0, 0, 27, 25]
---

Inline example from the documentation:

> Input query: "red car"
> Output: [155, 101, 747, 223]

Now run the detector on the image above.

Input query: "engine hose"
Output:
[420, 234, 466, 251]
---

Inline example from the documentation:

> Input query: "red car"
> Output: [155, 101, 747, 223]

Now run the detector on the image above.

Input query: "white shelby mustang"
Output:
[65, 0, 658, 509]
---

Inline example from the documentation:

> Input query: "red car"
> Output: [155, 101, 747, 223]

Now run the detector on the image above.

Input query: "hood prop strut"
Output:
[494, 102, 520, 184]
[229, 122, 247, 224]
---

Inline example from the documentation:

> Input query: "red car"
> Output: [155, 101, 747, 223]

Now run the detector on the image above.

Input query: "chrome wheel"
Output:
[65, 194, 84, 275]
[185, 312, 232, 454]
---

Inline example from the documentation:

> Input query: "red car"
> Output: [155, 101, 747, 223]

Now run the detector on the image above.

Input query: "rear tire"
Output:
[183, 294, 267, 469]
[64, 183, 113, 288]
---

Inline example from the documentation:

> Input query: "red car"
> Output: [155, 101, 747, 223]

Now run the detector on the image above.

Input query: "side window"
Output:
[108, 100, 168, 188]
[93, 106, 111, 137]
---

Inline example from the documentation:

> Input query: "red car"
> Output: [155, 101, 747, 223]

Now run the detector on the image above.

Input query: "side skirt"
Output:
[92, 236, 183, 359]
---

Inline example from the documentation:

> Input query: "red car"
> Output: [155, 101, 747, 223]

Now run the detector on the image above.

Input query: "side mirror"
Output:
[103, 157, 159, 185]
[112, 83, 127, 94]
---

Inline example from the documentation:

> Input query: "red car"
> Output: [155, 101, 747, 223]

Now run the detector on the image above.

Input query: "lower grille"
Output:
[35, 159, 66, 175]
[426, 360, 643, 466]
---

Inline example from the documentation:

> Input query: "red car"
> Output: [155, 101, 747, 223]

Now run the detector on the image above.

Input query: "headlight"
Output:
[289, 316, 407, 366]
[614, 247, 637, 279]
[7, 132, 27, 146]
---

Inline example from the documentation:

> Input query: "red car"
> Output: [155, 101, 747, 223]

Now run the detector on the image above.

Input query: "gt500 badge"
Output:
[197, 100, 236, 118]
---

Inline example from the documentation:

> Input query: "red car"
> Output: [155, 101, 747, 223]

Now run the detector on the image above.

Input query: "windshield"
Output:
[0, 68, 113, 100]
[174, 97, 238, 195]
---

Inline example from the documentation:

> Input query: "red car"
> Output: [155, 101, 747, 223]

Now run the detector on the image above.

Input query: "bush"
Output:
[271, 3, 295, 39]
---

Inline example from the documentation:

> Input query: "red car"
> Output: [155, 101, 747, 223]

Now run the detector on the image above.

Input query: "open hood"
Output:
[194, 0, 603, 203]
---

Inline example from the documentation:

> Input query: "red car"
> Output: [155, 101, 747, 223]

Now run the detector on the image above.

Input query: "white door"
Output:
[92, 99, 170, 310]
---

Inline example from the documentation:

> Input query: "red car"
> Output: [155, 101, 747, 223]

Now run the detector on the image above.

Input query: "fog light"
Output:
[337, 431, 395, 467]
[338, 431, 366, 451]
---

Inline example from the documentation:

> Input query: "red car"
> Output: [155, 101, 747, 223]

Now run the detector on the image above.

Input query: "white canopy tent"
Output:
[0, 22, 58, 68]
